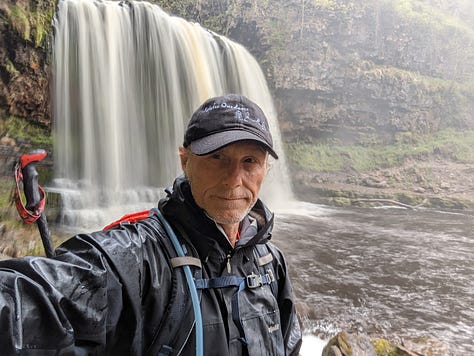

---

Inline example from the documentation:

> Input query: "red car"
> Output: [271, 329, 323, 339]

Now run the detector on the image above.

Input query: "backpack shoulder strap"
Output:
[104, 209, 202, 356]
[254, 243, 279, 299]
[102, 209, 152, 230]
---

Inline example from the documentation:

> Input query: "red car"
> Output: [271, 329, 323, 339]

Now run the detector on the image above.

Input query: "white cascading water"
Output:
[52, 0, 293, 230]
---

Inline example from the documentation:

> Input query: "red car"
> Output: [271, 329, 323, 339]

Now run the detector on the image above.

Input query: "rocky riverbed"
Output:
[292, 157, 474, 211]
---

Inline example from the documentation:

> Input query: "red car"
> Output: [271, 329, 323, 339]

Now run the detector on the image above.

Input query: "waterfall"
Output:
[52, 0, 293, 230]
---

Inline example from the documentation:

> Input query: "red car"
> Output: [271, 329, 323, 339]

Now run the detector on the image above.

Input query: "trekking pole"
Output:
[13, 149, 55, 258]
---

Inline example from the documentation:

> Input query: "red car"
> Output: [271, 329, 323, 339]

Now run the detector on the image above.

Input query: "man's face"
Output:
[179, 141, 268, 225]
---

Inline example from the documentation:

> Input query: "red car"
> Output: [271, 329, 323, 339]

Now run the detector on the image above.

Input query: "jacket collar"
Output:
[158, 175, 274, 258]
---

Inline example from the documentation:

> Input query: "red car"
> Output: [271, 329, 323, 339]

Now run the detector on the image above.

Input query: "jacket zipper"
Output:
[226, 252, 232, 273]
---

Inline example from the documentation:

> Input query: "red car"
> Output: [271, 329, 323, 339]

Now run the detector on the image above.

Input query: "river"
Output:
[271, 201, 473, 355]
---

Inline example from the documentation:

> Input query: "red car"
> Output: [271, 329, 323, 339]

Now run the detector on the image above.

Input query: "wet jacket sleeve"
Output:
[0, 217, 172, 355]
[269, 244, 303, 356]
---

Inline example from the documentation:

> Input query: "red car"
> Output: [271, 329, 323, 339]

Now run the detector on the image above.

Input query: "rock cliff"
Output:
[164, 0, 474, 141]
[0, 0, 54, 126]
[1, 0, 474, 207]
[161, 0, 474, 207]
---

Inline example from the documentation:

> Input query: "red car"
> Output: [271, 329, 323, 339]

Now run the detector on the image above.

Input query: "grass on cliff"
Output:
[285, 128, 474, 173]
[391, 0, 474, 35]
[0, 115, 53, 148]
[2, 1, 56, 47]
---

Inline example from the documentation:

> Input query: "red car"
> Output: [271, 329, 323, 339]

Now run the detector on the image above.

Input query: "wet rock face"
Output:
[1, 44, 50, 125]
[0, 0, 53, 126]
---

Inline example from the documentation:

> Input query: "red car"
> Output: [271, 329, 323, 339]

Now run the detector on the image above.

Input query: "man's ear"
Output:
[178, 146, 189, 172]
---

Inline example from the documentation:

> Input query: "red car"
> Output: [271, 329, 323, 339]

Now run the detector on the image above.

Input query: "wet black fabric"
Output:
[0, 176, 302, 355]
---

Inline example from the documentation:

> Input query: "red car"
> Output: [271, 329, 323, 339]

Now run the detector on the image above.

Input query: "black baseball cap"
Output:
[183, 94, 278, 159]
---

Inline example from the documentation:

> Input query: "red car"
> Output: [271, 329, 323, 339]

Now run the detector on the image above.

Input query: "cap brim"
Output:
[189, 130, 278, 159]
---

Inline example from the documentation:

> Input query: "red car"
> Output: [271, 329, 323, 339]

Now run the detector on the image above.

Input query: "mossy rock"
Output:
[322, 331, 376, 356]
[370, 338, 398, 356]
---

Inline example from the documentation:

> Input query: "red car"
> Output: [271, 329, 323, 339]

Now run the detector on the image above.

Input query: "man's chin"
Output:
[207, 210, 248, 225]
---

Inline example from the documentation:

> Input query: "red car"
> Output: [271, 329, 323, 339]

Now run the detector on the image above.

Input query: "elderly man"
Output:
[0, 94, 302, 355]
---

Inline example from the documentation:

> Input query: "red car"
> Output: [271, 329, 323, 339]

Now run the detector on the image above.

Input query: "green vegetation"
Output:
[0, 116, 53, 148]
[5, 4, 30, 42]
[0, 116, 54, 185]
[0, 177, 15, 210]
[313, 0, 356, 13]
[363, 57, 473, 91]
[370, 338, 398, 356]
[31, 5, 56, 47]
[388, 0, 474, 35]
[360, 64, 473, 127]
[285, 129, 474, 173]
[2, 0, 57, 48]
[5, 59, 19, 77]
[384, 0, 474, 84]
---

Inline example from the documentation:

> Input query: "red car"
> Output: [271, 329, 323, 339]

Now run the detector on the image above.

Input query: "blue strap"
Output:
[154, 209, 203, 356]
[232, 279, 248, 346]
[194, 272, 274, 290]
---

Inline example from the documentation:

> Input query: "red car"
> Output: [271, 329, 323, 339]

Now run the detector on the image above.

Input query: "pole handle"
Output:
[20, 149, 47, 212]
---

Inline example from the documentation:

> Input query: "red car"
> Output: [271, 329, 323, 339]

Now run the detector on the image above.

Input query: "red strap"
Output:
[13, 163, 46, 225]
[103, 209, 152, 230]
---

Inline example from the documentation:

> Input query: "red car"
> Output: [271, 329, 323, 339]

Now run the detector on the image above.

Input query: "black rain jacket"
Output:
[0, 176, 302, 355]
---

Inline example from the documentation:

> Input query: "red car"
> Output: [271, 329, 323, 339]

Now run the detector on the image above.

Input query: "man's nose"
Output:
[222, 161, 243, 187]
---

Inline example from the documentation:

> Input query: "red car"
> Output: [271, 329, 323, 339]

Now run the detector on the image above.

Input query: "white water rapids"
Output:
[51, 0, 293, 230]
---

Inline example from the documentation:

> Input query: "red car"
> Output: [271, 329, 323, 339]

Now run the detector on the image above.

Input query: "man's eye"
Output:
[244, 157, 257, 164]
